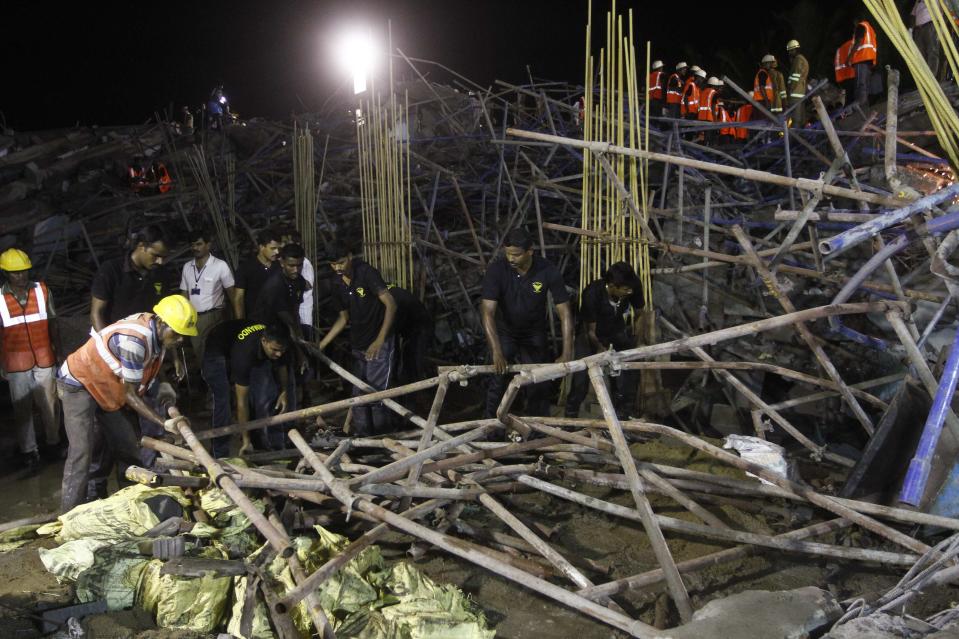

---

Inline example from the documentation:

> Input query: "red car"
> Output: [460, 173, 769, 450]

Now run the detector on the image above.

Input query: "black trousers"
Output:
[565, 331, 637, 418]
[484, 331, 551, 419]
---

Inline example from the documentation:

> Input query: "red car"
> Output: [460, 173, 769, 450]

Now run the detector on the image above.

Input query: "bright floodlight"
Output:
[335, 28, 377, 95]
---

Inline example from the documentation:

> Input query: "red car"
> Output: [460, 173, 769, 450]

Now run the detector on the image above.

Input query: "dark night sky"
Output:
[3, 0, 874, 131]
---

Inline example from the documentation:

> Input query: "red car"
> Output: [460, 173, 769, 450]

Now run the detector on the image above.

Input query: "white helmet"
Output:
[675, 61, 688, 71]
[694, 68, 707, 79]
[690, 65, 702, 73]
[786, 39, 800, 51]
[652, 60, 664, 70]
[761, 54, 777, 64]
[707, 76, 723, 87]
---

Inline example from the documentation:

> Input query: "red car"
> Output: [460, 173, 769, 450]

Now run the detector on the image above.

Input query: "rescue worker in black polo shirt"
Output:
[388, 284, 433, 388]
[201, 321, 291, 457]
[252, 242, 310, 443]
[481, 228, 573, 418]
[318, 240, 397, 436]
[90, 224, 170, 330]
[565, 262, 642, 418]
[233, 227, 282, 320]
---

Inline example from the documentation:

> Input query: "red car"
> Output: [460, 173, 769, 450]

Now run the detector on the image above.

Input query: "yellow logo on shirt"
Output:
[532, 281, 544, 293]
[154, 283, 163, 294]
[356, 287, 366, 298]
[237, 324, 265, 340]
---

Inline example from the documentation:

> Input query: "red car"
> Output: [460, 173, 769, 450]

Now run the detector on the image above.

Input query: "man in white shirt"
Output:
[179, 226, 236, 362]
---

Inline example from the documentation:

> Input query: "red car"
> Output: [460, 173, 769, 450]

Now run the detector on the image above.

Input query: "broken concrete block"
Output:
[709, 403, 742, 435]
[662, 587, 841, 639]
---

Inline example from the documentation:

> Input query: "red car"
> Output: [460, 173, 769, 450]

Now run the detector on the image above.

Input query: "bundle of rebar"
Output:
[356, 35, 413, 289]
[185, 145, 238, 269]
[293, 122, 317, 269]
[580, 0, 652, 307]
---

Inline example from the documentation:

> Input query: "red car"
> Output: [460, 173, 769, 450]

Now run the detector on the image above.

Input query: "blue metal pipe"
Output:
[820, 183, 959, 258]
[900, 326, 959, 506]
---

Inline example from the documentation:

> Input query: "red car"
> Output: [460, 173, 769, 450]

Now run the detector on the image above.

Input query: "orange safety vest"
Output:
[752, 69, 775, 105]
[648, 70, 664, 100]
[834, 40, 856, 83]
[64, 313, 165, 412]
[850, 21, 878, 66]
[734, 104, 753, 140]
[717, 102, 734, 137]
[666, 73, 684, 104]
[698, 87, 717, 121]
[156, 163, 172, 194]
[0, 282, 55, 373]
[681, 77, 700, 116]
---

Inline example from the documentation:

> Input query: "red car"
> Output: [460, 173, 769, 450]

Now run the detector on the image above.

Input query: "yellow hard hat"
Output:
[786, 39, 801, 51]
[153, 295, 198, 336]
[0, 248, 32, 272]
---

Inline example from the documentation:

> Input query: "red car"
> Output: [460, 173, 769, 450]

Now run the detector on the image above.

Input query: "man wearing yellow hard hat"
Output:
[57, 294, 198, 513]
[0, 248, 62, 472]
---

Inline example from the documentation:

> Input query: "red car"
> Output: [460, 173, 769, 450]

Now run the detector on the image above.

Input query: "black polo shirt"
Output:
[481, 255, 569, 337]
[234, 257, 277, 320]
[579, 279, 642, 344]
[253, 268, 308, 329]
[205, 319, 285, 386]
[91, 255, 168, 323]
[331, 258, 390, 350]
[388, 285, 432, 337]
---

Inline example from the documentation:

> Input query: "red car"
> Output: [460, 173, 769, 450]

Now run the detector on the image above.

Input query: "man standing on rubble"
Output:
[233, 228, 282, 321]
[178, 225, 235, 364]
[91, 224, 171, 331]
[648, 60, 666, 118]
[665, 62, 689, 120]
[481, 228, 573, 419]
[847, 18, 878, 107]
[754, 55, 784, 115]
[786, 40, 810, 126]
[565, 262, 642, 419]
[682, 68, 706, 122]
[318, 240, 397, 436]
[58, 295, 197, 512]
[252, 242, 310, 446]
[1, 248, 62, 470]
[201, 320, 291, 457]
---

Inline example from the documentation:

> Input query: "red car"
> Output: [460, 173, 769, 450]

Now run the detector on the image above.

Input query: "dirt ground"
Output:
[0, 377, 957, 638]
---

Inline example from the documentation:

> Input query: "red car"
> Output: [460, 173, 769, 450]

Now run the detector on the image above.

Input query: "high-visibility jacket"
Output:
[835, 40, 856, 83]
[64, 313, 165, 412]
[850, 20, 878, 66]
[681, 77, 700, 117]
[698, 87, 718, 121]
[0, 282, 55, 373]
[734, 104, 753, 140]
[666, 73, 684, 105]
[753, 69, 775, 105]
[770, 68, 786, 111]
[787, 53, 809, 100]
[648, 70, 664, 100]
[156, 162, 172, 194]
[717, 101, 735, 137]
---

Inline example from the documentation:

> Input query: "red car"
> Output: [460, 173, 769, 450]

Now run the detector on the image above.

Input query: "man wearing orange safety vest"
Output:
[834, 39, 856, 104]
[682, 68, 706, 121]
[716, 98, 736, 142]
[665, 62, 688, 120]
[847, 19, 878, 107]
[754, 54, 785, 114]
[698, 77, 724, 144]
[1, 248, 62, 472]
[786, 40, 809, 126]
[647, 60, 665, 118]
[57, 295, 198, 513]
[734, 104, 753, 140]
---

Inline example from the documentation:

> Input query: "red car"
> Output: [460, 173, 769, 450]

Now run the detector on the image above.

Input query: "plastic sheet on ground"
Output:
[724, 434, 793, 485]
[39, 538, 112, 582]
[74, 540, 151, 610]
[227, 525, 494, 639]
[55, 485, 192, 543]
[137, 547, 233, 633]
[0, 523, 44, 552]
